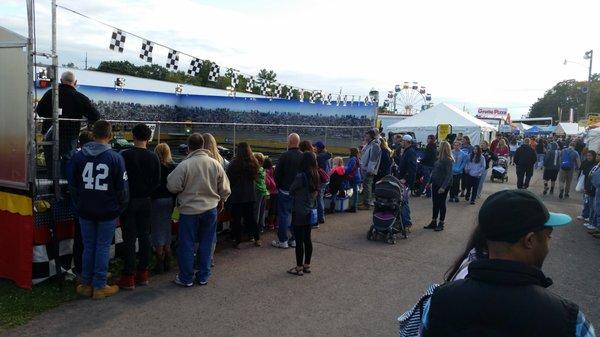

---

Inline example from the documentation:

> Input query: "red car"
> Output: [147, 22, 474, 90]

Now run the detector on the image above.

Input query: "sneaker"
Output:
[583, 223, 595, 230]
[135, 270, 149, 286]
[577, 215, 585, 220]
[76, 284, 93, 297]
[198, 280, 208, 286]
[470, 201, 475, 205]
[92, 285, 119, 299]
[116, 274, 135, 290]
[288, 240, 296, 248]
[271, 240, 289, 249]
[424, 220, 437, 229]
[559, 190, 564, 199]
[173, 275, 193, 287]
[434, 222, 445, 231]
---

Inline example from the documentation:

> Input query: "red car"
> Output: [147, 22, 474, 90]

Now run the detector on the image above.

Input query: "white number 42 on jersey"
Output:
[82, 162, 109, 191]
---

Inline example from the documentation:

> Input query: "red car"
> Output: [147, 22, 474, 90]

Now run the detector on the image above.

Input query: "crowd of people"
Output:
[38, 72, 596, 335]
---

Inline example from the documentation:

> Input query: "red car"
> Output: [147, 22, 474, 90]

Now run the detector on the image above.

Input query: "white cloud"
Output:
[1, 0, 598, 117]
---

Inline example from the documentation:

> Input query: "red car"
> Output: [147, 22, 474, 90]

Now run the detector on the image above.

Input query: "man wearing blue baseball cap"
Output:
[418, 189, 595, 337]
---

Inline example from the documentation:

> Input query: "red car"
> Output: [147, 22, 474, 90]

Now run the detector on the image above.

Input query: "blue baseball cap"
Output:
[479, 189, 572, 243]
[314, 141, 325, 150]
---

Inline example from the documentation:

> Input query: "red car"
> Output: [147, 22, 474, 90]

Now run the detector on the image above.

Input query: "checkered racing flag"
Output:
[208, 63, 220, 82]
[246, 76, 254, 92]
[166, 49, 179, 70]
[326, 93, 333, 105]
[299, 89, 305, 102]
[139, 40, 153, 62]
[286, 86, 293, 100]
[260, 80, 269, 96]
[309, 91, 316, 104]
[336, 94, 341, 106]
[275, 83, 283, 98]
[187, 58, 202, 76]
[364, 95, 370, 106]
[231, 71, 239, 88]
[351, 95, 355, 106]
[343, 95, 348, 106]
[109, 30, 126, 53]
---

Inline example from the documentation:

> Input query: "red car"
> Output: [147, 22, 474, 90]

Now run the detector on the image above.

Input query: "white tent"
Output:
[555, 123, 580, 136]
[386, 103, 497, 144]
[586, 128, 600, 152]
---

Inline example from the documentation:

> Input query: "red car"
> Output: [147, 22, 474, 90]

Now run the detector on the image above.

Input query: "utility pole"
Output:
[584, 50, 593, 116]
[85, 52, 88, 70]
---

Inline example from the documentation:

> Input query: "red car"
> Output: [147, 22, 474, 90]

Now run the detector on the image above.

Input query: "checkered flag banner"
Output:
[309, 91, 316, 104]
[320, 91, 326, 105]
[166, 49, 179, 70]
[286, 86, 293, 100]
[364, 95, 370, 106]
[299, 89, 305, 102]
[188, 58, 202, 76]
[275, 83, 283, 98]
[351, 95, 355, 106]
[231, 71, 239, 88]
[260, 80, 269, 96]
[336, 94, 341, 106]
[139, 40, 153, 62]
[246, 76, 255, 92]
[109, 30, 126, 53]
[326, 93, 333, 105]
[208, 63, 220, 82]
[343, 95, 348, 106]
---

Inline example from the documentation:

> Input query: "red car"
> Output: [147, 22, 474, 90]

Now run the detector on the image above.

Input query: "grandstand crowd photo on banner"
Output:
[0, 0, 599, 336]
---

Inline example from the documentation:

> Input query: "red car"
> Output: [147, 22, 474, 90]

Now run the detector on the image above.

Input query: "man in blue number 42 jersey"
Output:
[68, 120, 129, 299]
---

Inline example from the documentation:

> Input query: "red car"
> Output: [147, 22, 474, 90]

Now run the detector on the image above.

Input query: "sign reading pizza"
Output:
[476, 107, 509, 121]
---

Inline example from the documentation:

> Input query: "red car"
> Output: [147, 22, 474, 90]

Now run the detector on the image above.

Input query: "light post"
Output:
[369, 89, 379, 128]
[584, 50, 593, 116]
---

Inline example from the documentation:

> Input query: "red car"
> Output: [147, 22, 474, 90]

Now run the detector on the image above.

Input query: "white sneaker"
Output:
[288, 240, 296, 248]
[173, 275, 193, 287]
[583, 223, 595, 230]
[577, 215, 584, 220]
[271, 240, 289, 249]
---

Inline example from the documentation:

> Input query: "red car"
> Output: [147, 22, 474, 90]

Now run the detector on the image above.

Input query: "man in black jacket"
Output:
[272, 133, 303, 249]
[513, 138, 537, 189]
[419, 190, 594, 337]
[36, 71, 100, 177]
[419, 135, 438, 197]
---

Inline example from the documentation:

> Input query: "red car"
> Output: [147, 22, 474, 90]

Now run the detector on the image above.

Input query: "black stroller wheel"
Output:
[367, 229, 373, 241]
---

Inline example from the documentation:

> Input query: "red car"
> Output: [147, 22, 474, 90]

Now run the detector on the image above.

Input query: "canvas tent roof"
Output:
[386, 103, 496, 144]
[555, 122, 581, 136]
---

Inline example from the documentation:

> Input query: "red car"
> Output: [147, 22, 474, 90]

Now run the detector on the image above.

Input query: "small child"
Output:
[263, 157, 278, 230]
[254, 153, 269, 232]
[327, 157, 347, 213]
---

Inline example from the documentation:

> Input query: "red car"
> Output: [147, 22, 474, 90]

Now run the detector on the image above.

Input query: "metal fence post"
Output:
[324, 127, 328, 146]
[156, 122, 161, 143]
[233, 123, 237, 157]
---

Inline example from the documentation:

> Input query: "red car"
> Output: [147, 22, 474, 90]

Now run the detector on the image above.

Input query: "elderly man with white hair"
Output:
[36, 70, 100, 177]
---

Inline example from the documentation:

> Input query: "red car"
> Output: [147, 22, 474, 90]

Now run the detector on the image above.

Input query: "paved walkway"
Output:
[4, 169, 599, 337]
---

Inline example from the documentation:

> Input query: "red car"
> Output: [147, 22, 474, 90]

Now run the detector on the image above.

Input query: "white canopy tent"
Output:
[555, 123, 581, 136]
[386, 103, 497, 145]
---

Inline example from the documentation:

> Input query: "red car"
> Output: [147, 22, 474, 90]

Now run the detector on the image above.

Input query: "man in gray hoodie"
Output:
[358, 129, 382, 210]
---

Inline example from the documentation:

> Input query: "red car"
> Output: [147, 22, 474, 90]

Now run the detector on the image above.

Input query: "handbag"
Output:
[303, 173, 319, 226]
[575, 173, 585, 193]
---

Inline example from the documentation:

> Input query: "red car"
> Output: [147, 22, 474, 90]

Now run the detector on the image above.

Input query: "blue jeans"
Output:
[177, 208, 218, 284]
[592, 193, 600, 229]
[583, 194, 592, 219]
[316, 184, 327, 222]
[277, 191, 294, 242]
[401, 199, 412, 227]
[477, 169, 488, 197]
[536, 154, 545, 169]
[421, 166, 433, 197]
[351, 184, 359, 209]
[79, 217, 117, 288]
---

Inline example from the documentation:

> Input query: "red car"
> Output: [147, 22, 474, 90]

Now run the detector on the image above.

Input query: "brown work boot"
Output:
[92, 285, 119, 299]
[76, 284, 93, 297]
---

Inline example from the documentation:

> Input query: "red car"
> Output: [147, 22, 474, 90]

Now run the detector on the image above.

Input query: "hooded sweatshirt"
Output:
[543, 142, 561, 171]
[452, 149, 468, 175]
[68, 142, 129, 221]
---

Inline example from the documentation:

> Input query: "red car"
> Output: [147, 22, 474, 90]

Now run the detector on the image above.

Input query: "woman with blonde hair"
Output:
[202, 133, 228, 168]
[151, 143, 176, 273]
[424, 141, 454, 231]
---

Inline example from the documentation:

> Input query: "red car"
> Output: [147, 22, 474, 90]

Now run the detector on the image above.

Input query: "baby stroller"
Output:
[367, 175, 407, 244]
[490, 156, 509, 183]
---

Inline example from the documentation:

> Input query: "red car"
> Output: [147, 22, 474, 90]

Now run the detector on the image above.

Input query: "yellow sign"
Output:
[588, 114, 600, 125]
[437, 124, 452, 141]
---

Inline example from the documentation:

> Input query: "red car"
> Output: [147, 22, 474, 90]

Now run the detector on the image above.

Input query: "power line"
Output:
[55, 3, 369, 98]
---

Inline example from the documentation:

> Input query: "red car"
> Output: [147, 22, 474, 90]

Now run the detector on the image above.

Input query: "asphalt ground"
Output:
[4, 169, 599, 337]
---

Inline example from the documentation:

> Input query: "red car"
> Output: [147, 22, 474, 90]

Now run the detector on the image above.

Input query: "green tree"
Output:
[529, 74, 600, 122]
[257, 69, 277, 82]
[62, 62, 77, 69]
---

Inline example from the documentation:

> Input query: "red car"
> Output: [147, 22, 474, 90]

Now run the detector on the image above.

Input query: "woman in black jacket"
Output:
[287, 152, 320, 276]
[424, 141, 454, 231]
[227, 142, 261, 248]
[580, 150, 597, 222]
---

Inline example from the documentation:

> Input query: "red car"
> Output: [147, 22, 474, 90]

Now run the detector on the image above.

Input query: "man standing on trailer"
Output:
[36, 70, 100, 177]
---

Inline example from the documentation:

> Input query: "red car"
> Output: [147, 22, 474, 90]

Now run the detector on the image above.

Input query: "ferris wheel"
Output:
[384, 82, 432, 115]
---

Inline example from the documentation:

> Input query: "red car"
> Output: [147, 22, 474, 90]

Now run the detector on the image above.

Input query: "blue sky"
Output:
[2, 0, 599, 118]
